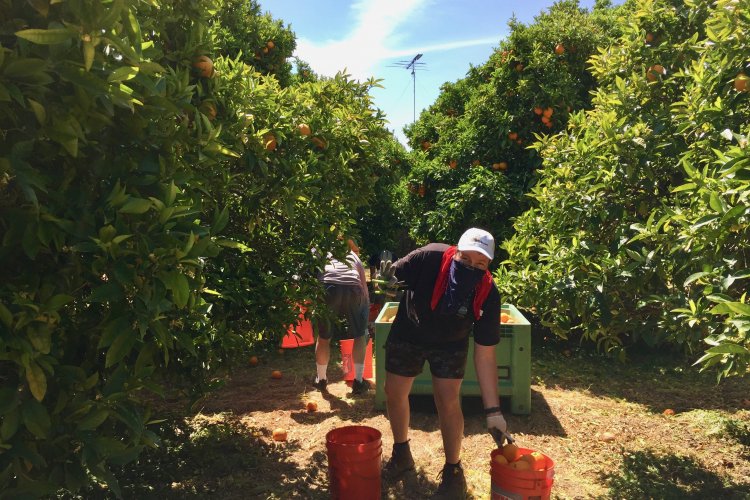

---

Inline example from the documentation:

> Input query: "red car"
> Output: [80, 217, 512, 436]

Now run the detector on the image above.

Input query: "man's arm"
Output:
[474, 343, 500, 409]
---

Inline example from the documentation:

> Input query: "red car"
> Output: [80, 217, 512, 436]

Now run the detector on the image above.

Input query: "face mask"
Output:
[441, 259, 486, 317]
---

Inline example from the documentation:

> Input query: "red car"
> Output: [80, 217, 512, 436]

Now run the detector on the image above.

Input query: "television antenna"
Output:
[389, 53, 426, 123]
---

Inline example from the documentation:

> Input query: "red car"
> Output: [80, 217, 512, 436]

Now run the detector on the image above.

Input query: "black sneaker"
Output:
[431, 462, 467, 499]
[350, 378, 371, 396]
[383, 442, 415, 480]
[312, 376, 327, 392]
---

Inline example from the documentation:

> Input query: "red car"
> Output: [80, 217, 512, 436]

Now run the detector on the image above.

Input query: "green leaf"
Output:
[77, 408, 109, 431]
[108, 66, 139, 83]
[15, 28, 75, 45]
[671, 182, 697, 193]
[212, 206, 229, 234]
[684, 272, 709, 287]
[0, 388, 18, 416]
[43, 294, 73, 311]
[1, 407, 20, 441]
[159, 271, 190, 308]
[119, 197, 152, 214]
[25, 360, 47, 401]
[87, 283, 124, 303]
[0, 302, 12, 328]
[27, 324, 52, 354]
[705, 343, 750, 355]
[98, 316, 132, 349]
[21, 399, 51, 438]
[105, 329, 136, 368]
[27, 98, 46, 125]
[83, 40, 95, 72]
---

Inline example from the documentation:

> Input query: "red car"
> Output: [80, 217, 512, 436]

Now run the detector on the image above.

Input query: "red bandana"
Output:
[430, 246, 493, 319]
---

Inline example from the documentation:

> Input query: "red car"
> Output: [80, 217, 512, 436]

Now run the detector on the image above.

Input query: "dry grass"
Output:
[77, 340, 750, 499]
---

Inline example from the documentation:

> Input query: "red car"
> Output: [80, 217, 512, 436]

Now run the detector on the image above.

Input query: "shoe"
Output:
[431, 462, 467, 499]
[350, 378, 370, 396]
[312, 376, 327, 392]
[383, 442, 415, 480]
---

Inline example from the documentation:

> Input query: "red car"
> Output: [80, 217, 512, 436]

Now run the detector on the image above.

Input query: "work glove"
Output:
[487, 412, 508, 446]
[377, 260, 398, 288]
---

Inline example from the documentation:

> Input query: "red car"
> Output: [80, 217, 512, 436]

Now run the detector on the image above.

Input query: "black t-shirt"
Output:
[387, 243, 501, 347]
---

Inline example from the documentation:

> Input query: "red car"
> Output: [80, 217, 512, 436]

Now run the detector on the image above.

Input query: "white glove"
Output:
[487, 413, 507, 435]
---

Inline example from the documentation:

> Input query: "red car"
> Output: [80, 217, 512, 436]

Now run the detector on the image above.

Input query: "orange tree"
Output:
[399, 0, 622, 247]
[0, 0, 394, 496]
[497, 0, 750, 378]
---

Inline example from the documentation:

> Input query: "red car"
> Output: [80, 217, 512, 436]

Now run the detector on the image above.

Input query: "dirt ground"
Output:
[150, 340, 750, 500]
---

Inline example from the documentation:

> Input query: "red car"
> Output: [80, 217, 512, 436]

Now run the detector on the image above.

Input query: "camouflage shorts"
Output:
[384, 339, 469, 379]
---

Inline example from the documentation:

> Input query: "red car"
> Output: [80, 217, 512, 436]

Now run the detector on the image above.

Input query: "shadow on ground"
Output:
[599, 449, 750, 500]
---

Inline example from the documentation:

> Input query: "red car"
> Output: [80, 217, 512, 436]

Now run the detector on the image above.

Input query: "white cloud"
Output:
[294, 0, 427, 80]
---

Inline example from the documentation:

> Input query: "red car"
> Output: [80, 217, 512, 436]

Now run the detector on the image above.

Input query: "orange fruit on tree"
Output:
[734, 73, 749, 92]
[449, 159, 458, 169]
[492, 454, 508, 465]
[248, 355, 259, 366]
[311, 136, 327, 150]
[263, 132, 277, 151]
[492, 162, 508, 171]
[421, 140, 431, 151]
[645, 32, 655, 43]
[541, 115, 551, 125]
[267, 40, 275, 49]
[272, 428, 287, 441]
[543, 107, 554, 118]
[192, 55, 214, 78]
[198, 101, 217, 121]
[471, 159, 481, 167]
[297, 123, 312, 136]
[533, 106, 543, 115]
[647, 64, 665, 82]
[554, 43, 565, 55]
[502, 442, 519, 462]
[418, 184, 426, 197]
[520, 451, 546, 470]
[508, 132, 518, 141]
[262, 47, 269, 54]
[306, 401, 318, 412]
[515, 62, 524, 72]
[271, 370, 282, 379]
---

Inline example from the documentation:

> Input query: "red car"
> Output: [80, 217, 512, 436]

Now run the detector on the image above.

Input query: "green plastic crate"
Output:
[373, 302, 531, 414]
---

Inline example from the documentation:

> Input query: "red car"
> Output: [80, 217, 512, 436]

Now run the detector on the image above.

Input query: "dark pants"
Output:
[316, 284, 368, 340]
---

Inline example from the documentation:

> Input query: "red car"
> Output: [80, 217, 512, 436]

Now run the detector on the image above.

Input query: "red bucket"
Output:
[339, 338, 373, 381]
[281, 304, 315, 349]
[490, 447, 555, 500]
[326, 425, 382, 500]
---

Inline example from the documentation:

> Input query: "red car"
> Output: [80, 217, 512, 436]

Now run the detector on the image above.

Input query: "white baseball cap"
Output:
[457, 227, 495, 260]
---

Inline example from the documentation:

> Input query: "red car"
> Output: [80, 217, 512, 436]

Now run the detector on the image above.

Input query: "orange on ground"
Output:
[663, 408, 675, 416]
[297, 123, 311, 136]
[271, 370, 282, 379]
[502, 443, 519, 462]
[248, 356, 259, 366]
[493, 454, 508, 465]
[272, 428, 287, 441]
[192, 55, 214, 78]
[520, 451, 546, 470]
[554, 43, 565, 55]
[306, 401, 318, 412]
[263, 132, 277, 152]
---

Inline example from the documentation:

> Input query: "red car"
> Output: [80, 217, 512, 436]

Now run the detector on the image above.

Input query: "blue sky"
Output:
[259, 0, 610, 146]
